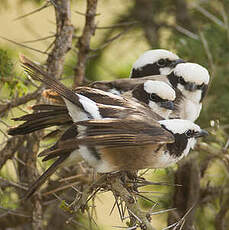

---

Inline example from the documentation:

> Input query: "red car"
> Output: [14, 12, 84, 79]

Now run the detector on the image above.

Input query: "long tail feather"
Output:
[8, 104, 72, 135]
[20, 55, 83, 109]
[8, 114, 72, 135]
[24, 155, 69, 200]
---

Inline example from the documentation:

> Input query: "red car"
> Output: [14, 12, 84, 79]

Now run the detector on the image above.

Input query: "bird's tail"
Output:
[24, 155, 68, 200]
[20, 55, 83, 109]
[8, 104, 72, 135]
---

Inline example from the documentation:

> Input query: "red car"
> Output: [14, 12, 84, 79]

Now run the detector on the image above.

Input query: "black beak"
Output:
[195, 129, 208, 138]
[184, 82, 197, 92]
[159, 101, 175, 110]
[170, 59, 185, 68]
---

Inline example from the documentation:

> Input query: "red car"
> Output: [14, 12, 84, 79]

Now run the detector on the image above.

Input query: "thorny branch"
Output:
[0, 1, 73, 229]
[74, 0, 98, 86]
[0, 136, 25, 170]
[46, 0, 74, 78]
[0, 87, 43, 117]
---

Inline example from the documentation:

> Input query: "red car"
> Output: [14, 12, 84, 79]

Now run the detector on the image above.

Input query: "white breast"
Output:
[181, 99, 202, 121]
[153, 151, 182, 168]
[79, 146, 114, 173]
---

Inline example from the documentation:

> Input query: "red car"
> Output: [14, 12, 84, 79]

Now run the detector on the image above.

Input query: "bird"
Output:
[91, 62, 210, 121]
[41, 49, 183, 97]
[23, 117, 207, 199]
[8, 57, 178, 136]
[9, 55, 208, 199]
[90, 49, 184, 95]
[167, 62, 210, 121]
[130, 49, 183, 78]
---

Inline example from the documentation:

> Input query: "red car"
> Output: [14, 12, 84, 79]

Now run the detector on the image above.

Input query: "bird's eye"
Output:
[157, 59, 166, 67]
[178, 77, 186, 85]
[150, 94, 158, 101]
[185, 130, 193, 137]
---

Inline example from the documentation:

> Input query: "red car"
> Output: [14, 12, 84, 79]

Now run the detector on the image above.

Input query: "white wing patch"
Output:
[78, 94, 102, 119]
[63, 93, 102, 122]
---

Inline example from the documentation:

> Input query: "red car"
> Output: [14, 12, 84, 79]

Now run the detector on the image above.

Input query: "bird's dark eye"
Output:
[185, 130, 193, 137]
[178, 77, 186, 85]
[157, 59, 166, 67]
[150, 93, 158, 101]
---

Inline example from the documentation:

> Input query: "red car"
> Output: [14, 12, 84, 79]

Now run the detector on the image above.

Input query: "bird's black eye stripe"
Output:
[178, 76, 187, 85]
[150, 93, 167, 103]
[157, 58, 170, 67]
[178, 77, 206, 90]
[185, 129, 194, 137]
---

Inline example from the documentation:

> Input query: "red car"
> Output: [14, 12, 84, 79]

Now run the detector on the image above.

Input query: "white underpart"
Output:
[159, 119, 201, 134]
[132, 49, 179, 70]
[184, 100, 202, 122]
[63, 149, 82, 166]
[148, 101, 171, 119]
[159, 67, 172, 75]
[174, 63, 210, 85]
[181, 85, 202, 103]
[144, 80, 176, 101]
[78, 146, 113, 173]
[185, 138, 197, 153]
[176, 84, 202, 121]
[154, 151, 183, 168]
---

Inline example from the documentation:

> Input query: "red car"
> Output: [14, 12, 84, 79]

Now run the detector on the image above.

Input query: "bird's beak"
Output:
[170, 59, 185, 68]
[159, 101, 175, 110]
[185, 82, 197, 92]
[195, 129, 208, 138]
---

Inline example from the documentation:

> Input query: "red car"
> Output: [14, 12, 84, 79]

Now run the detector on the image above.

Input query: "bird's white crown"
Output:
[132, 49, 179, 69]
[144, 80, 176, 101]
[174, 63, 210, 85]
[159, 119, 201, 135]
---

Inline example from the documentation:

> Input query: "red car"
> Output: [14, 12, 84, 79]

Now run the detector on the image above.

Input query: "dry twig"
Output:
[74, 0, 98, 86]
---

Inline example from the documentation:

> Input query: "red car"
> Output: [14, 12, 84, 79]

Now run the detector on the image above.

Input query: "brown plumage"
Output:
[10, 55, 208, 199]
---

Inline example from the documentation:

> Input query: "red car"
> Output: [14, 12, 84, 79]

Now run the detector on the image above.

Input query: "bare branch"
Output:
[199, 31, 215, 74]
[0, 87, 43, 117]
[0, 36, 49, 55]
[74, 0, 98, 87]
[22, 35, 55, 44]
[14, 3, 50, 21]
[174, 25, 199, 40]
[0, 176, 27, 190]
[46, 0, 74, 78]
[192, 3, 226, 28]
[0, 136, 25, 170]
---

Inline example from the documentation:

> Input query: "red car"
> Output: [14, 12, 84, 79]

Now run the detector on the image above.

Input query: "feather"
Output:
[20, 55, 84, 110]
[24, 155, 69, 200]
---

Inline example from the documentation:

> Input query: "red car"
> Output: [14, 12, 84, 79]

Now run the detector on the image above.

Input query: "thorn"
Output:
[13, 3, 50, 21]
[0, 36, 48, 55]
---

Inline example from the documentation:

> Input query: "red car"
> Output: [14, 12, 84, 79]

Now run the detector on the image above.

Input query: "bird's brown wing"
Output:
[75, 117, 174, 147]
[90, 75, 168, 92]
